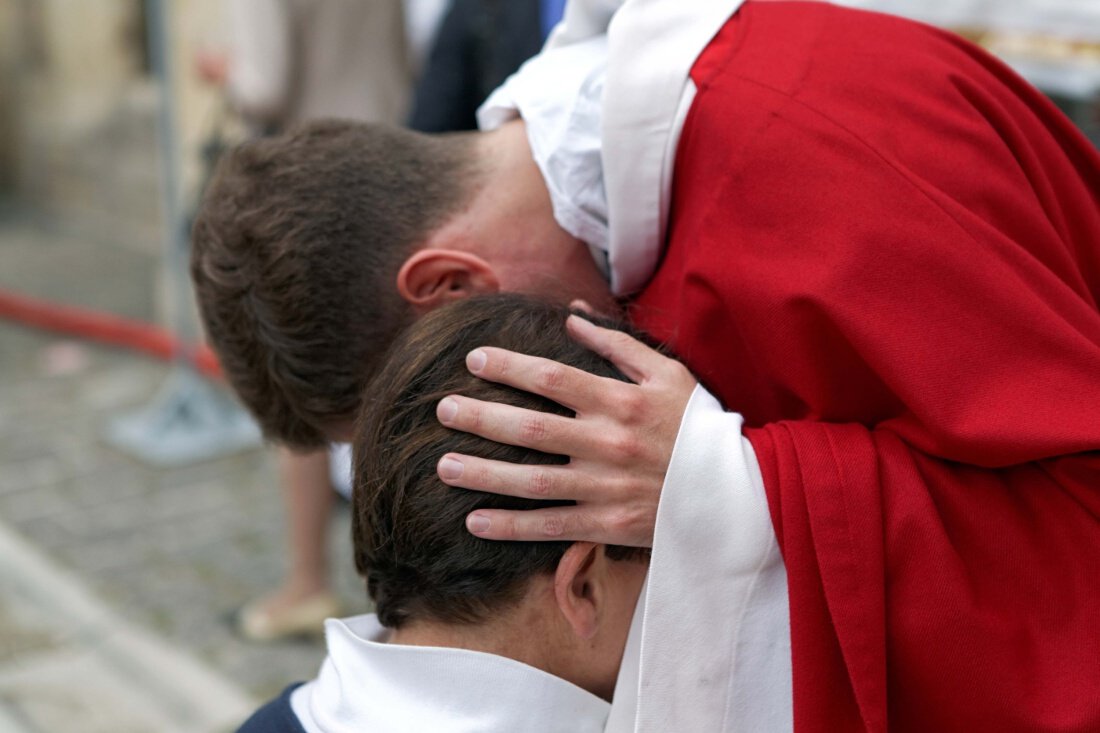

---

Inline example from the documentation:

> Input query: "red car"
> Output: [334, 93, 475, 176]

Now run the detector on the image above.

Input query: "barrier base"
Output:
[105, 367, 262, 466]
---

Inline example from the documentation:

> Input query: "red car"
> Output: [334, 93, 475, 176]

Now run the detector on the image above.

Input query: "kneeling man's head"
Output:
[353, 294, 648, 701]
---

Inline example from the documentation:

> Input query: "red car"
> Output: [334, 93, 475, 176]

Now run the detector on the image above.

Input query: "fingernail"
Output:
[438, 397, 458, 423]
[438, 456, 464, 480]
[467, 513, 491, 534]
[467, 349, 487, 373]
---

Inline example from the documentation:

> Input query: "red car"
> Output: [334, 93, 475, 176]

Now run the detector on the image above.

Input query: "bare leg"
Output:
[276, 446, 336, 599]
[238, 446, 340, 640]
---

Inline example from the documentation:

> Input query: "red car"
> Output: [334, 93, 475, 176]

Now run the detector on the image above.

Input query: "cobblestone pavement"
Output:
[0, 207, 367, 729]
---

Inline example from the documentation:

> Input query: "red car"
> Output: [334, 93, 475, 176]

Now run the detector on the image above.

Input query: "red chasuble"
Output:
[630, 3, 1100, 731]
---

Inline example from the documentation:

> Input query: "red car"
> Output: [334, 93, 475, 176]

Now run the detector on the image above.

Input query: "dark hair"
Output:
[190, 119, 478, 448]
[353, 294, 648, 629]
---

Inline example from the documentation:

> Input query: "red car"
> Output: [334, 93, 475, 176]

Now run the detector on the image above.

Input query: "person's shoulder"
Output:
[236, 683, 308, 733]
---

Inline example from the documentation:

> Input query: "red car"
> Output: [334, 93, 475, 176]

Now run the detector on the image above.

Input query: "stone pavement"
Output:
[0, 513, 252, 732]
[0, 207, 366, 730]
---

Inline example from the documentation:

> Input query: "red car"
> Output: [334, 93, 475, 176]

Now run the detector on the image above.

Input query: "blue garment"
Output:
[236, 683, 307, 733]
[539, 0, 567, 40]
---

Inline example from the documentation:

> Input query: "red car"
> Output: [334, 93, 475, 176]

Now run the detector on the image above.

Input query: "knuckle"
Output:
[608, 509, 635, 536]
[541, 514, 566, 538]
[535, 363, 567, 393]
[609, 503, 649, 540]
[617, 389, 647, 422]
[669, 361, 693, 385]
[528, 469, 554, 497]
[518, 415, 550, 443]
[606, 431, 641, 462]
[606, 330, 633, 356]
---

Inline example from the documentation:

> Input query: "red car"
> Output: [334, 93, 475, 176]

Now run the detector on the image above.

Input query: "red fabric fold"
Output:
[630, 2, 1100, 730]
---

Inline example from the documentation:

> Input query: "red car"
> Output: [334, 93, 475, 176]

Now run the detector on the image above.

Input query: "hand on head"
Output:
[435, 304, 697, 548]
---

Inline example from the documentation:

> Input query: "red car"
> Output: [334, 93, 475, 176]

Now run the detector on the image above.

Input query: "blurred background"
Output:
[0, 1, 1096, 731]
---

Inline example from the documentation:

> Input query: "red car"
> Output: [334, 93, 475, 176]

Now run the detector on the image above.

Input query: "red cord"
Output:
[0, 288, 222, 380]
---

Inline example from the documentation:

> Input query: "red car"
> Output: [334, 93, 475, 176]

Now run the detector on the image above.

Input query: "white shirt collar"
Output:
[291, 614, 610, 733]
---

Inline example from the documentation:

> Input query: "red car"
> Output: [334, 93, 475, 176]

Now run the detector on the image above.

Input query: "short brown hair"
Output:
[190, 119, 477, 448]
[354, 294, 648, 629]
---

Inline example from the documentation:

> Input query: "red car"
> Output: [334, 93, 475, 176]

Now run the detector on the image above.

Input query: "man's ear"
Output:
[396, 249, 500, 312]
[554, 542, 606, 641]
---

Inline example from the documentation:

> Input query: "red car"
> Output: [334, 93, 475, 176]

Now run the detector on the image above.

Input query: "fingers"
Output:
[565, 314, 664, 384]
[437, 452, 598, 501]
[464, 506, 595, 543]
[465, 347, 631, 413]
[437, 394, 599, 456]
[464, 505, 654, 547]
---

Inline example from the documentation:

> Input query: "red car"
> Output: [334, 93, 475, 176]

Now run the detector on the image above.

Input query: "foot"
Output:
[236, 586, 342, 642]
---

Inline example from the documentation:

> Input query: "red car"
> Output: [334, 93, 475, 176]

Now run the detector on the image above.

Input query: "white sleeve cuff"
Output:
[627, 383, 792, 732]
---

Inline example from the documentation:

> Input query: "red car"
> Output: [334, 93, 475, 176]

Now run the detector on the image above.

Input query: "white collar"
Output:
[600, 0, 747, 295]
[291, 614, 610, 733]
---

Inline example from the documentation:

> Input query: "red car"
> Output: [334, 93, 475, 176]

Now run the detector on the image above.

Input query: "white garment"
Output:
[479, 2, 794, 731]
[631, 387, 791, 733]
[290, 614, 610, 733]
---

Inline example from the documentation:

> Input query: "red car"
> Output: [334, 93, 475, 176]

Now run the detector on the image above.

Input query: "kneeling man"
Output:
[238, 295, 649, 733]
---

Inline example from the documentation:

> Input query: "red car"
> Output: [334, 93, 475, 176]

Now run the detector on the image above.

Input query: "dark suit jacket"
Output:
[407, 0, 543, 132]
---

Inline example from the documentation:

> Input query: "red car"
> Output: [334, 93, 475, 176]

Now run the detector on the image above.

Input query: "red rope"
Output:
[0, 288, 222, 380]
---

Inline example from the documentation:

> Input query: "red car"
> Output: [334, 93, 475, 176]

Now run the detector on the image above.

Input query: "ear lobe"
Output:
[554, 542, 604, 641]
[396, 249, 500, 312]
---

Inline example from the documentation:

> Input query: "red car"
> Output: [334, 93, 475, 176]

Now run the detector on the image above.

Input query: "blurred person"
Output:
[197, 0, 410, 133]
[197, 0, 412, 642]
[236, 295, 649, 732]
[408, 0, 565, 132]
[403, 0, 451, 75]
[194, 1, 1100, 729]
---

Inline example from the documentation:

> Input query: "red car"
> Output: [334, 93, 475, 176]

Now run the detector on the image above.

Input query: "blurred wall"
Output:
[0, 0, 226, 246]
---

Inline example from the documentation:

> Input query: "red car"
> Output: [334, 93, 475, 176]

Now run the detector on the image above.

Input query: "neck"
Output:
[470, 121, 558, 248]
[458, 122, 616, 312]
[388, 609, 555, 673]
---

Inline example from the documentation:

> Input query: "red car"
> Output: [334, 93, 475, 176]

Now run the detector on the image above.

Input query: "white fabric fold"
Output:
[601, 0, 746, 295]
[291, 614, 610, 733]
[632, 385, 791, 732]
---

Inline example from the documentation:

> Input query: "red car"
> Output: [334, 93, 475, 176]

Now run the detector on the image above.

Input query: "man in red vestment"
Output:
[436, 3, 1100, 732]
[191, 2, 1100, 730]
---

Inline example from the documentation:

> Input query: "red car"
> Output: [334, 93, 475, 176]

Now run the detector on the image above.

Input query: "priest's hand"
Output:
[435, 310, 697, 548]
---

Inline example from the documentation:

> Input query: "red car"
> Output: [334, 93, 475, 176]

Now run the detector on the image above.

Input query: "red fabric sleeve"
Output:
[747, 423, 1100, 733]
[630, 3, 1100, 731]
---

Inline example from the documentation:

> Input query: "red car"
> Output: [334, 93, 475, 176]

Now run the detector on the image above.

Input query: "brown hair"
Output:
[190, 119, 478, 448]
[354, 294, 648, 629]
